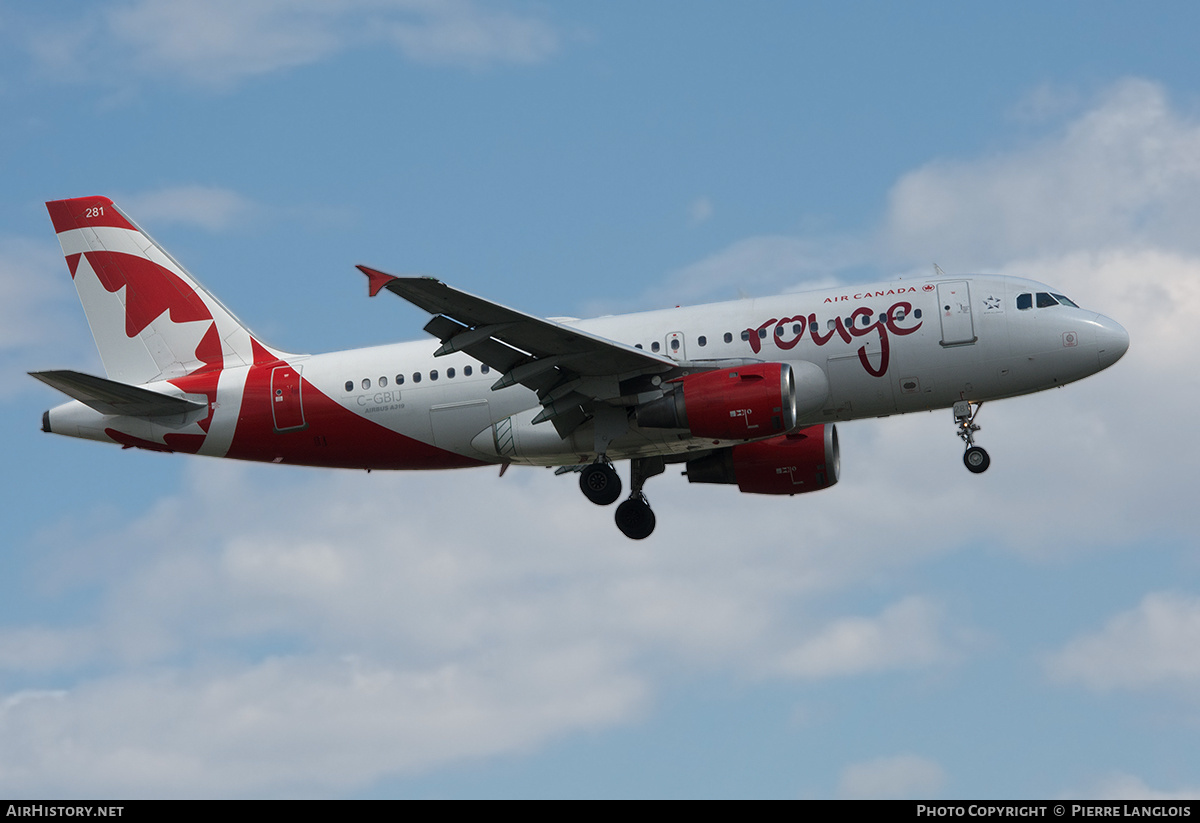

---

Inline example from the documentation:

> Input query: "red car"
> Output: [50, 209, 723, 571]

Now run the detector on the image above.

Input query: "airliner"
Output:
[32, 196, 1129, 539]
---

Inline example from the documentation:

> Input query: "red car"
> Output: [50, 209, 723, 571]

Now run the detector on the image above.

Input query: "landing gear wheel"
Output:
[953, 401, 991, 475]
[963, 446, 990, 474]
[580, 462, 622, 505]
[615, 495, 656, 540]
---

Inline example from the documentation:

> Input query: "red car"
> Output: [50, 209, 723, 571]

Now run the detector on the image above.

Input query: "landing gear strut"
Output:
[953, 400, 990, 474]
[614, 457, 664, 540]
[580, 460, 622, 505]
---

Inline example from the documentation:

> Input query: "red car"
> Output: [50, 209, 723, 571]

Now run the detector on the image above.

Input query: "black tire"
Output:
[615, 497, 656, 540]
[963, 446, 991, 474]
[580, 462, 622, 505]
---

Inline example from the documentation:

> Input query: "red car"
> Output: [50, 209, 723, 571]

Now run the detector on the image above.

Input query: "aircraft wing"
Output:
[358, 266, 678, 433]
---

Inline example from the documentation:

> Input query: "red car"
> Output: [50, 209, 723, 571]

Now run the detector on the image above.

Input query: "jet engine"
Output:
[636, 362, 793, 440]
[637, 361, 829, 441]
[683, 424, 840, 495]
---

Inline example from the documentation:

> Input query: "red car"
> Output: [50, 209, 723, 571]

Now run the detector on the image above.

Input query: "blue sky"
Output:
[3, 1, 1199, 799]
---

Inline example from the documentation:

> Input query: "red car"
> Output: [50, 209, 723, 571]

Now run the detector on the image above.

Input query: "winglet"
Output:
[357, 265, 398, 298]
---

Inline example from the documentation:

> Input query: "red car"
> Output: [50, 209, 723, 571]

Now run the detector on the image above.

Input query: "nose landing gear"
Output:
[954, 400, 991, 474]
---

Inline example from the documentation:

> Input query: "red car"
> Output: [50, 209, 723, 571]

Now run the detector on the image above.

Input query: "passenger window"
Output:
[481, 364, 490, 374]
[894, 308, 906, 321]
[447, 367, 455, 378]
[651, 341, 660, 352]
[345, 381, 353, 393]
[810, 321, 819, 334]
[670, 338, 680, 351]
[741, 330, 750, 341]
[396, 374, 405, 385]
[1017, 293, 1032, 310]
[362, 378, 371, 390]
[914, 309, 923, 319]
[379, 376, 387, 388]
[430, 370, 439, 381]
[698, 336, 707, 347]
[635, 343, 643, 349]
[1037, 292, 1057, 308]
[464, 365, 472, 376]
[724, 332, 733, 344]
[412, 372, 421, 383]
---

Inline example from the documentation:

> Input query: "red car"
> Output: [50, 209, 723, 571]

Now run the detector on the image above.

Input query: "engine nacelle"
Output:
[637, 362, 800, 440]
[684, 424, 840, 495]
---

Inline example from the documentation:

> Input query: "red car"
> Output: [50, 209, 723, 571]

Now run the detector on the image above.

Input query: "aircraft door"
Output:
[666, 332, 686, 360]
[270, 365, 307, 432]
[937, 281, 977, 346]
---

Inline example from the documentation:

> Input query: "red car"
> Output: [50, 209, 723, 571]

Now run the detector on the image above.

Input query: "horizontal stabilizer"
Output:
[29, 370, 207, 417]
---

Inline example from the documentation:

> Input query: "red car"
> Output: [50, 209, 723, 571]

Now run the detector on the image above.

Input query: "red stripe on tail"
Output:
[46, 197, 137, 234]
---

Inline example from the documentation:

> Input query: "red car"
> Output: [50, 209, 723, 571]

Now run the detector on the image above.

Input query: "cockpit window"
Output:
[1019, 291, 1076, 310]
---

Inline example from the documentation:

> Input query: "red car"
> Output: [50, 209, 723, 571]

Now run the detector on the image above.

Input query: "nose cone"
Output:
[1094, 314, 1130, 370]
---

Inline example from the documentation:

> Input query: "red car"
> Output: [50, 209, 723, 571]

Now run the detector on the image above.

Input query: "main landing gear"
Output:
[579, 460, 621, 505]
[579, 456, 664, 540]
[953, 400, 991, 474]
[615, 457, 664, 540]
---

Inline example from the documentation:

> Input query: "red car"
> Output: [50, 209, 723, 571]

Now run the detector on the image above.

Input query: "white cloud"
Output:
[0, 651, 644, 798]
[0, 237, 99, 398]
[773, 598, 955, 680]
[883, 79, 1200, 265]
[106, 0, 343, 87]
[838, 753, 946, 799]
[638, 79, 1200, 309]
[25, 0, 561, 90]
[636, 235, 855, 309]
[384, 0, 560, 68]
[0, 628, 97, 674]
[0, 453, 976, 795]
[115, 185, 258, 232]
[1046, 592, 1200, 692]
[0, 238, 70, 351]
[1067, 773, 1200, 800]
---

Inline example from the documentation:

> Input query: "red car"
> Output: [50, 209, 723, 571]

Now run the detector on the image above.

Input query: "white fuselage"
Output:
[48, 273, 1126, 468]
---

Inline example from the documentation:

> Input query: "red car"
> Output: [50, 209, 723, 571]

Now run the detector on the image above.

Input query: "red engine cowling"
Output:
[636, 363, 798, 440]
[684, 424, 840, 495]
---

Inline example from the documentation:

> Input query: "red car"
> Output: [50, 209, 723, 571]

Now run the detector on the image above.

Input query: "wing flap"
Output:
[30, 370, 207, 417]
